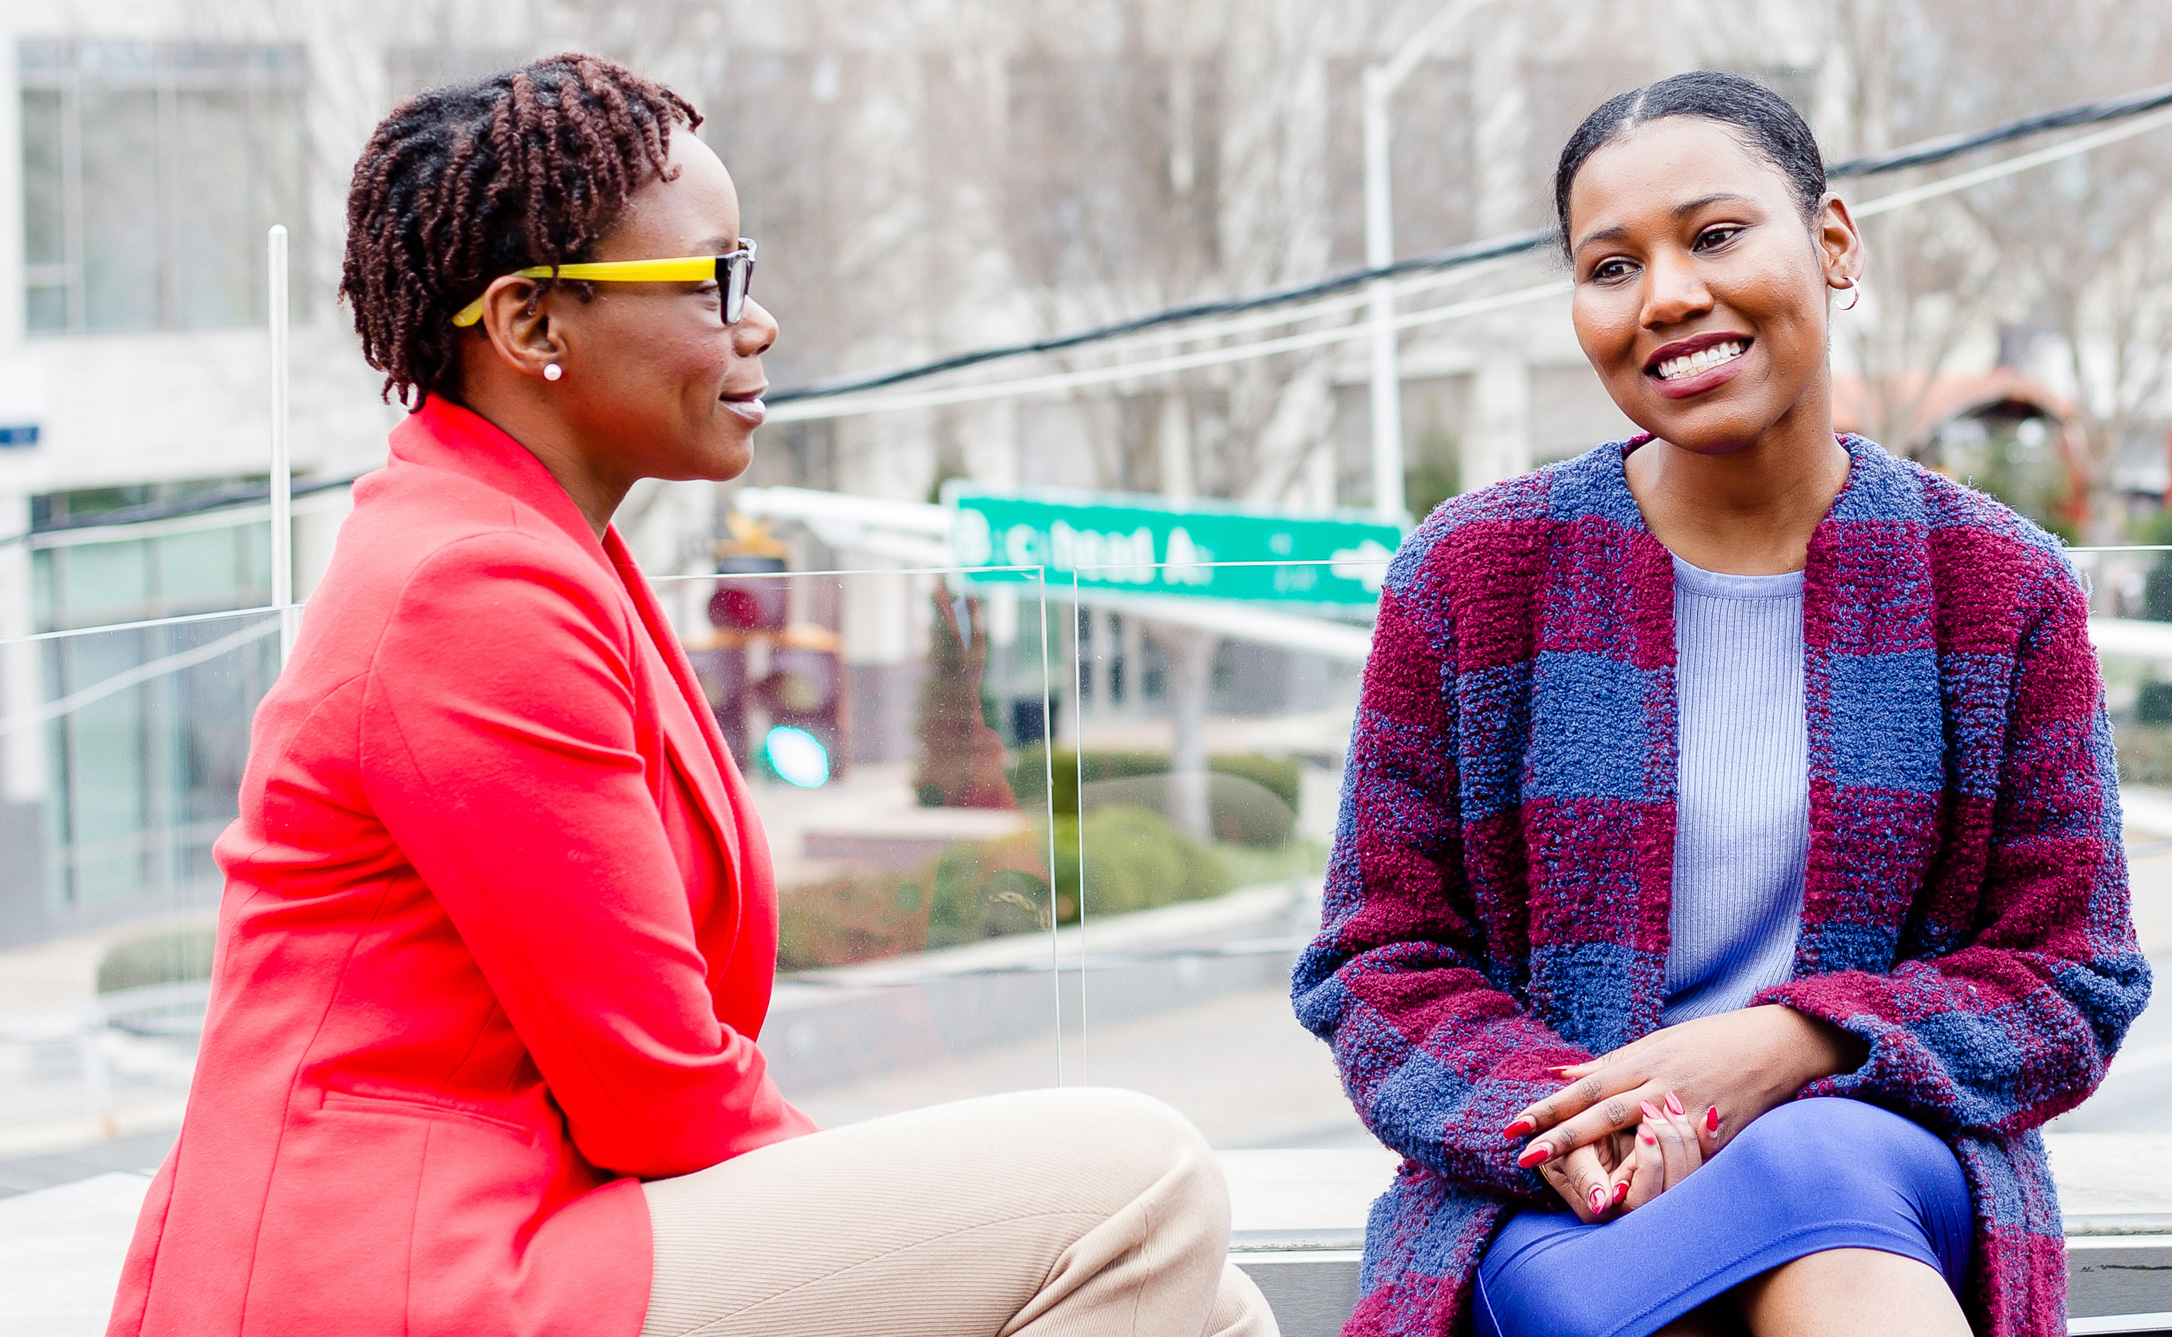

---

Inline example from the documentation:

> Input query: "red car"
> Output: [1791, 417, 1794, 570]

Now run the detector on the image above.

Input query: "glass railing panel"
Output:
[2074, 545, 2172, 796]
[658, 566, 1066, 1126]
[0, 606, 280, 1145]
[1064, 560, 1379, 1148]
[2063, 544, 2172, 1132]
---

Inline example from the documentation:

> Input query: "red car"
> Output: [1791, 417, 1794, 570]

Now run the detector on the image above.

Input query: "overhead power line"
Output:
[771, 80, 2172, 407]
[770, 227, 1558, 404]
[767, 282, 1570, 423]
[1824, 79, 2172, 177]
[770, 112, 2172, 425]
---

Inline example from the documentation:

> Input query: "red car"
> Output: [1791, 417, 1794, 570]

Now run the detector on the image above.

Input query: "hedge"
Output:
[778, 803, 1231, 970]
[1007, 747, 1301, 831]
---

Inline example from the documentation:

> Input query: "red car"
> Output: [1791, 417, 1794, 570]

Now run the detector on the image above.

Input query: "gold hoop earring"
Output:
[1835, 279, 1861, 313]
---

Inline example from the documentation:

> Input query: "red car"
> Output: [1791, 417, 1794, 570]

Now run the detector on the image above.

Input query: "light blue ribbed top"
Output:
[1661, 555, 1810, 1025]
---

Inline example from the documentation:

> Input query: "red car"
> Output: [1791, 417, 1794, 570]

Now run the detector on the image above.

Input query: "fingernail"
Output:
[1546, 1065, 1573, 1076]
[1612, 1180, 1630, 1204]
[1590, 1185, 1607, 1214]
[1705, 1106, 1720, 1134]
[1517, 1143, 1553, 1168]
[1664, 1091, 1686, 1118]
[1639, 1099, 1664, 1121]
[1638, 1127, 1656, 1145]
[1503, 1117, 1536, 1139]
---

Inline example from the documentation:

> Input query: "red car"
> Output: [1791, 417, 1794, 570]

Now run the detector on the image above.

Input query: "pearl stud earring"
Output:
[543, 363, 564, 382]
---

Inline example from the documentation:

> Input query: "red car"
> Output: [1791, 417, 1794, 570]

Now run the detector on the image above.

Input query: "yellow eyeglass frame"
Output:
[450, 240, 756, 328]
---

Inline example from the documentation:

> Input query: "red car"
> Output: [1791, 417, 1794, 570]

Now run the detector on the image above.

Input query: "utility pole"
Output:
[1362, 0, 1505, 523]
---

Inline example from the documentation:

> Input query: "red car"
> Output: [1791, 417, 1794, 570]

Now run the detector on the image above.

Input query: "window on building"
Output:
[18, 40, 307, 334]
[28, 480, 276, 911]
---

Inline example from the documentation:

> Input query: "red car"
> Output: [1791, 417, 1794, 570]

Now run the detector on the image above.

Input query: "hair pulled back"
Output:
[341, 52, 701, 406]
[1553, 70, 1826, 254]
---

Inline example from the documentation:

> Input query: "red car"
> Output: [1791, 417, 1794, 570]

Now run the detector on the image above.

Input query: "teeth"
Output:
[1656, 341, 1746, 382]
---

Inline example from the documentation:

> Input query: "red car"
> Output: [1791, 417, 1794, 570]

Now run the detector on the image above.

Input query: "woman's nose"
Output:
[735, 297, 779, 358]
[1641, 252, 1714, 330]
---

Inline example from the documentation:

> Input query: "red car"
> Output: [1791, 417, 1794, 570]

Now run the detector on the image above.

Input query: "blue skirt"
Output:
[1474, 1098, 1972, 1337]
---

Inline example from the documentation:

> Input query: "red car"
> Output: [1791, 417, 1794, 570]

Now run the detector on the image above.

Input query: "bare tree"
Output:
[1946, 0, 2172, 543]
[1818, 0, 2021, 459]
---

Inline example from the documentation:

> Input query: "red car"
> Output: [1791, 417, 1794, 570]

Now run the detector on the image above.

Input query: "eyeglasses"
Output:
[451, 240, 757, 328]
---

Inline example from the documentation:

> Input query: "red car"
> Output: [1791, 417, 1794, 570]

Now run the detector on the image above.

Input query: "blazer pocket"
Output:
[319, 1087, 536, 1144]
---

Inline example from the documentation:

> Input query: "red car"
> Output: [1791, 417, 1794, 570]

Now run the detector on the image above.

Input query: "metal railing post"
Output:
[268, 225, 296, 664]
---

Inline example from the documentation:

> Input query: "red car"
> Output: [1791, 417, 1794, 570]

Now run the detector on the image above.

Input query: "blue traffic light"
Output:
[763, 725, 831, 788]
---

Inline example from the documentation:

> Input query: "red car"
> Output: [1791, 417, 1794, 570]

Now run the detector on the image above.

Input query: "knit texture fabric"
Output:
[1292, 435, 2150, 1337]
[1662, 556, 1809, 1025]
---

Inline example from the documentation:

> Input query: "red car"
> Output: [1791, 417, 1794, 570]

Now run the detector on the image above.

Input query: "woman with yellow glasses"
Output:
[105, 51, 1275, 1337]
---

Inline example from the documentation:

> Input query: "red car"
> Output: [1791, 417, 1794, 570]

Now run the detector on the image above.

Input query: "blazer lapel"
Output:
[1795, 438, 1948, 976]
[602, 531, 743, 880]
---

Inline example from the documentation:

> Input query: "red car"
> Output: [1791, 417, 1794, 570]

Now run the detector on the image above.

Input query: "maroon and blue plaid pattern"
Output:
[1293, 435, 2150, 1337]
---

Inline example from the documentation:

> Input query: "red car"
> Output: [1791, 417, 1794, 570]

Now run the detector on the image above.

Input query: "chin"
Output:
[707, 439, 755, 483]
[1632, 400, 1779, 456]
[1647, 424, 1763, 456]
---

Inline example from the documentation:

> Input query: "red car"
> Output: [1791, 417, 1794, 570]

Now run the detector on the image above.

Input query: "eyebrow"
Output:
[1571, 193, 1760, 253]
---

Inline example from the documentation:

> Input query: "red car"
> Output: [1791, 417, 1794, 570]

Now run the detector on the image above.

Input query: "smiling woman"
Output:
[104, 52, 1277, 1337]
[1294, 70, 2149, 1337]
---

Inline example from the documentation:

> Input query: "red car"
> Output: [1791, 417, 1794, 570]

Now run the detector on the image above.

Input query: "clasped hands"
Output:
[1501, 1004, 1867, 1224]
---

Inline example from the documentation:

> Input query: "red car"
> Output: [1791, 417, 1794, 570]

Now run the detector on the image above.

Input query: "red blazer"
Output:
[107, 399, 813, 1337]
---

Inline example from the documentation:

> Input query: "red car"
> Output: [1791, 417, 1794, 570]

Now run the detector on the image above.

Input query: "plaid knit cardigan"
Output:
[1293, 434, 2151, 1337]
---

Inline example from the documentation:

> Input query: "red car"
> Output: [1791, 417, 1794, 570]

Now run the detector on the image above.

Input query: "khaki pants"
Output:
[640, 1087, 1278, 1337]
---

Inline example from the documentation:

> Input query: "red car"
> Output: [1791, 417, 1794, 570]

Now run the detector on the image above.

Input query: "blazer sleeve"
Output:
[358, 531, 813, 1180]
[1756, 563, 2153, 1135]
[1292, 567, 1586, 1200]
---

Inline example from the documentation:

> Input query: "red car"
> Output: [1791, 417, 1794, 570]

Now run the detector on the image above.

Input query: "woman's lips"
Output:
[1648, 345, 1749, 400]
[722, 395, 767, 427]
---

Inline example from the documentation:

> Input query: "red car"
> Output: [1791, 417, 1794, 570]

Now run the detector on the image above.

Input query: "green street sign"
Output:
[943, 483, 1404, 607]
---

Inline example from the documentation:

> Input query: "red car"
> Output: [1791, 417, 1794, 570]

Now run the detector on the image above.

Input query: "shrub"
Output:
[777, 805, 1231, 970]
[1073, 804, 1231, 916]
[1076, 772, 1295, 847]
[2120, 720, 2172, 787]
[97, 926, 217, 994]
[1007, 747, 1302, 838]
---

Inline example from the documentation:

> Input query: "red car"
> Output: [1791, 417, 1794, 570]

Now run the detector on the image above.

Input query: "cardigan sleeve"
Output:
[1293, 574, 1589, 1199]
[1755, 564, 2152, 1136]
[359, 532, 813, 1180]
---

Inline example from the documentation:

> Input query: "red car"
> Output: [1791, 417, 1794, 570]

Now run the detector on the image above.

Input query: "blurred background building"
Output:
[0, 0, 2166, 954]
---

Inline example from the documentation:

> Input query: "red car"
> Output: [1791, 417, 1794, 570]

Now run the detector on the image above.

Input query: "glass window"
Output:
[30, 477, 271, 630]
[16, 41, 307, 334]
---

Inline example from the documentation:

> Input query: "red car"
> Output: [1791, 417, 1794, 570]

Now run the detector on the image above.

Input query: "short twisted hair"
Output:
[340, 52, 702, 406]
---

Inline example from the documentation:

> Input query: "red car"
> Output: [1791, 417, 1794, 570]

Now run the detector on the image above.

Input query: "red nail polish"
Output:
[1638, 1128, 1656, 1145]
[1589, 1185, 1607, 1215]
[1503, 1117, 1536, 1139]
[1613, 1180, 1629, 1204]
[1664, 1091, 1686, 1118]
[1705, 1106, 1720, 1135]
[1639, 1099, 1664, 1122]
[1517, 1143, 1553, 1168]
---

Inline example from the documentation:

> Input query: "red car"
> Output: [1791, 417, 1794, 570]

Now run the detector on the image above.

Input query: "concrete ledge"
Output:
[7, 1141, 2172, 1336]
[1224, 1142, 2172, 1337]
